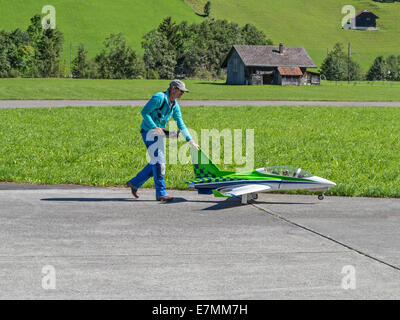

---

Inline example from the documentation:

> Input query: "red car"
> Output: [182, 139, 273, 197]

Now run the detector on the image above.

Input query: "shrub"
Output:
[72, 44, 90, 78]
[320, 43, 363, 81]
[366, 56, 387, 81]
[95, 33, 145, 79]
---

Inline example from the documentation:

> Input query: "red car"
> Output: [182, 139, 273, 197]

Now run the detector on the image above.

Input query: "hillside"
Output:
[0, 0, 201, 61]
[0, 0, 400, 71]
[187, 0, 400, 71]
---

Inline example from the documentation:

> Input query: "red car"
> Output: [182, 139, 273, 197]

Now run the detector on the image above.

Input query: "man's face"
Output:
[172, 86, 184, 99]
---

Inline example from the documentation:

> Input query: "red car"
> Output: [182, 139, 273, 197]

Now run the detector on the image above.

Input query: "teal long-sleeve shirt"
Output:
[140, 90, 192, 141]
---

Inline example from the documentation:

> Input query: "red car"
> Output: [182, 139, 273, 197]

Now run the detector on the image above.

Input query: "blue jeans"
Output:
[128, 130, 167, 198]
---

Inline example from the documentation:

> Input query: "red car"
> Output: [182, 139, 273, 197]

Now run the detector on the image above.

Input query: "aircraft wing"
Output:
[217, 184, 271, 197]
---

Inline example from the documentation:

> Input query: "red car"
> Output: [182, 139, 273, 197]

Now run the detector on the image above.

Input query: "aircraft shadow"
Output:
[200, 198, 315, 210]
[252, 200, 315, 205]
[40, 197, 315, 210]
[200, 198, 244, 210]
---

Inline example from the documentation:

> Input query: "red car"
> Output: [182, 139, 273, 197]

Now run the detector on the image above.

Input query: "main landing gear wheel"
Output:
[318, 194, 325, 200]
[241, 193, 258, 204]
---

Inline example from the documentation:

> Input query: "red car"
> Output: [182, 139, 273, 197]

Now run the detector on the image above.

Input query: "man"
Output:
[127, 80, 200, 202]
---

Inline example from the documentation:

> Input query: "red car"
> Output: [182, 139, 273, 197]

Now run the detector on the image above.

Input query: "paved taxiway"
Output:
[0, 184, 399, 299]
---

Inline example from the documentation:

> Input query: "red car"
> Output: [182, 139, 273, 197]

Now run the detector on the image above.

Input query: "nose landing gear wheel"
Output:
[318, 194, 325, 200]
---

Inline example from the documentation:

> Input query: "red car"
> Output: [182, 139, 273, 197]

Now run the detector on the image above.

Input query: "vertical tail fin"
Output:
[190, 148, 223, 179]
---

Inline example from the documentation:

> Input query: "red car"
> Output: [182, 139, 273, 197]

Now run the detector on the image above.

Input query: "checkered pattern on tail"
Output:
[193, 164, 218, 179]
[190, 148, 222, 179]
[188, 176, 247, 184]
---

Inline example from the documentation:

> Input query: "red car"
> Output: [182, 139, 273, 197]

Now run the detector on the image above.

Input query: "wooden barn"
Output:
[221, 44, 319, 86]
[344, 10, 379, 30]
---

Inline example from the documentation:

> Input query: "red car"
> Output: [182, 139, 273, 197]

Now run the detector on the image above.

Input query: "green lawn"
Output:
[1, 105, 399, 197]
[2, 78, 400, 101]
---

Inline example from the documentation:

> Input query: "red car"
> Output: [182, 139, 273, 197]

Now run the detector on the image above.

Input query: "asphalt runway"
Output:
[1, 183, 399, 299]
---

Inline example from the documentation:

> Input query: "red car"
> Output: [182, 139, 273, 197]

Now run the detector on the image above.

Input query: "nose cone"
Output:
[310, 176, 336, 187]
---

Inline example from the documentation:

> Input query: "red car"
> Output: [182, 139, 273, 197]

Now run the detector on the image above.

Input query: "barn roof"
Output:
[354, 10, 379, 19]
[221, 45, 317, 68]
[277, 67, 303, 76]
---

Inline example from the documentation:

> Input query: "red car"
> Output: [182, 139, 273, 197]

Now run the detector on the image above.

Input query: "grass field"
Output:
[2, 78, 400, 101]
[0, 0, 201, 60]
[1, 105, 399, 198]
[1, 0, 400, 71]
[187, 0, 400, 71]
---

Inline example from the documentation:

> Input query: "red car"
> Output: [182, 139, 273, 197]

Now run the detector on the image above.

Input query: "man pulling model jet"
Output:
[127, 80, 200, 202]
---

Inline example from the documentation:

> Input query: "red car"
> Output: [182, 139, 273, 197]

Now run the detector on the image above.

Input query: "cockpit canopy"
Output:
[256, 166, 314, 178]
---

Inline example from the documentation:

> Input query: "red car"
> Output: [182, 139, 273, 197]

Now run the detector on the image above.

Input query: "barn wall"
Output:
[281, 76, 301, 86]
[226, 50, 245, 85]
[356, 13, 377, 28]
[273, 70, 282, 85]
[245, 67, 274, 85]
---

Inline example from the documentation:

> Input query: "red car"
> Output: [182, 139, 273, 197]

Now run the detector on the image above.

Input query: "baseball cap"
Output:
[170, 79, 189, 92]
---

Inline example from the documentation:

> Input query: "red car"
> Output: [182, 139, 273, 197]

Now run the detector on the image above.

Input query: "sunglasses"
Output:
[174, 87, 184, 93]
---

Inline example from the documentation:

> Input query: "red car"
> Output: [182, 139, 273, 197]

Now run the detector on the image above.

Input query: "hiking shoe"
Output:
[156, 195, 174, 202]
[126, 182, 139, 198]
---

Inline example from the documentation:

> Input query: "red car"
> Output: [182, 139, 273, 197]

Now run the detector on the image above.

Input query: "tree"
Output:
[157, 17, 183, 52]
[396, 55, 400, 80]
[18, 45, 35, 77]
[7, 29, 30, 70]
[0, 28, 31, 77]
[320, 43, 363, 81]
[347, 58, 363, 81]
[241, 24, 272, 46]
[182, 20, 243, 76]
[320, 43, 347, 80]
[95, 33, 144, 79]
[366, 56, 387, 80]
[25, 13, 65, 77]
[72, 44, 90, 78]
[204, 1, 211, 17]
[183, 19, 270, 77]
[385, 55, 399, 80]
[142, 17, 271, 79]
[0, 50, 11, 77]
[27, 14, 43, 50]
[35, 28, 64, 77]
[142, 30, 176, 79]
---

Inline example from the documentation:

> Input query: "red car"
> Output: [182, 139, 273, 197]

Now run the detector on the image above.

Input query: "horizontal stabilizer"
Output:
[217, 184, 271, 197]
[212, 189, 233, 198]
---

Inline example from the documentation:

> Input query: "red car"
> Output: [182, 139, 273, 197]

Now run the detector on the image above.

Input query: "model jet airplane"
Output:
[186, 148, 336, 204]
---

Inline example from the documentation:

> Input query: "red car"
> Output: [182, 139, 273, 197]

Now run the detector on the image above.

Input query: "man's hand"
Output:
[153, 127, 165, 136]
[188, 139, 200, 150]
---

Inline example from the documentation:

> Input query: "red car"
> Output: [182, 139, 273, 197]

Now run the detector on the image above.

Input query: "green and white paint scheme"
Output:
[187, 148, 336, 204]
